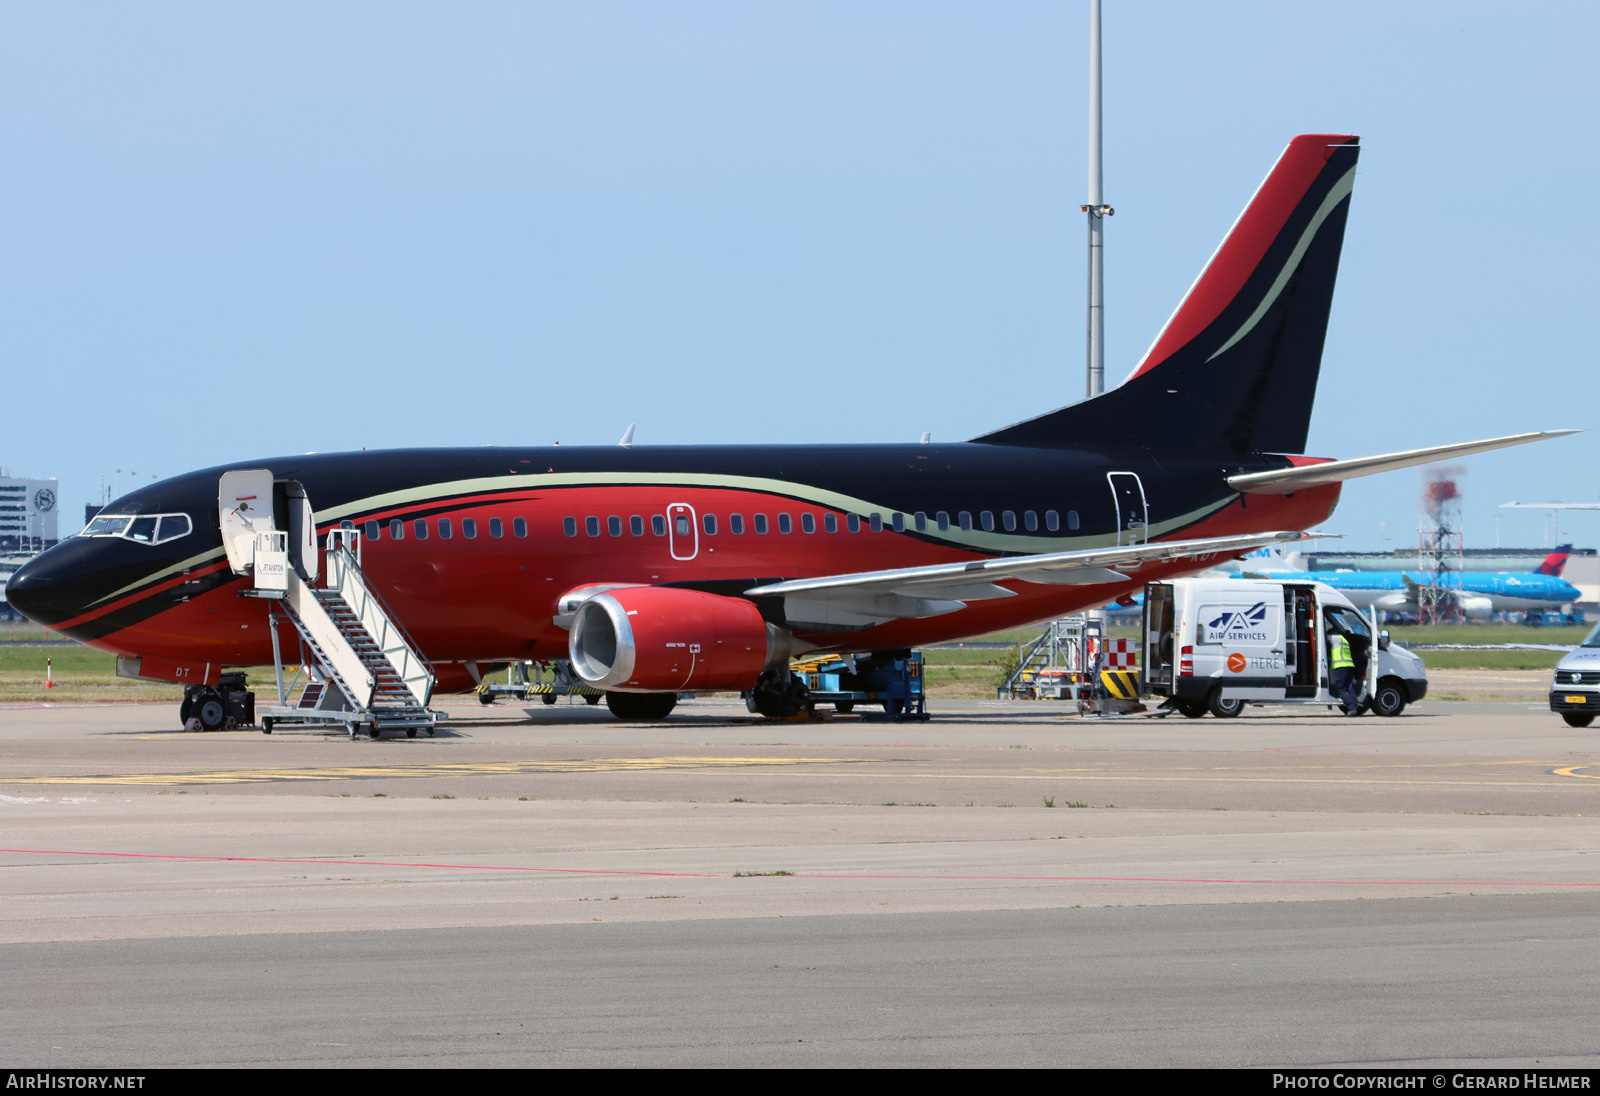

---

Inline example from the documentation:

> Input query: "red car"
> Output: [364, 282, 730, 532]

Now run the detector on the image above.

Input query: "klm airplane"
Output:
[1236, 547, 1581, 620]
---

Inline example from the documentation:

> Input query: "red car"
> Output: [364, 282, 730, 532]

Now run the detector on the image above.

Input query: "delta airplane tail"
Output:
[975, 134, 1360, 454]
[1537, 545, 1574, 577]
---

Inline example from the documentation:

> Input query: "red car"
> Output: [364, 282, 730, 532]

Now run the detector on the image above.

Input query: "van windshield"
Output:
[1580, 623, 1600, 649]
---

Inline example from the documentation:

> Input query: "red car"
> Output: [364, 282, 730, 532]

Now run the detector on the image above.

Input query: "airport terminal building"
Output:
[1, 473, 61, 620]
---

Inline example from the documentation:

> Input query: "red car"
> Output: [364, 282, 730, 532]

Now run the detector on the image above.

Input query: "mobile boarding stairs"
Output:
[240, 527, 440, 739]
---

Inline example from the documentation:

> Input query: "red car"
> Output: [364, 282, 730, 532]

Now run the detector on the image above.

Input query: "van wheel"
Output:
[1372, 678, 1408, 717]
[1174, 699, 1207, 719]
[1207, 691, 1242, 719]
[1562, 712, 1595, 728]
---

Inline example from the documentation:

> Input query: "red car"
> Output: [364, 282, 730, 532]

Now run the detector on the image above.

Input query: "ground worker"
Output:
[1328, 625, 1362, 716]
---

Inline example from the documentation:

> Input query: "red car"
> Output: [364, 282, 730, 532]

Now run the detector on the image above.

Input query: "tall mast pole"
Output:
[1084, 0, 1112, 399]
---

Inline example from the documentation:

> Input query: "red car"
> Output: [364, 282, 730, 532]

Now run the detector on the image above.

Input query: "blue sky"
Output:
[4, 1, 1596, 551]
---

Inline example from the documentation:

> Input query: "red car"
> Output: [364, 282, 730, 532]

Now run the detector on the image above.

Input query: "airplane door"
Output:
[219, 469, 276, 575]
[277, 480, 318, 583]
[1285, 585, 1317, 697]
[1107, 472, 1148, 546]
[667, 503, 698, 561]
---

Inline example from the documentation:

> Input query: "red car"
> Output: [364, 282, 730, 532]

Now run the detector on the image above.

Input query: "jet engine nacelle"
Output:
[1460, 595, 1494, 621]
[568, 586, 793, 692]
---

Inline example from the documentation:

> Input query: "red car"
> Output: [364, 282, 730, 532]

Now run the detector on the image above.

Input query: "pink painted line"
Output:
[3, 847, 1596, 887]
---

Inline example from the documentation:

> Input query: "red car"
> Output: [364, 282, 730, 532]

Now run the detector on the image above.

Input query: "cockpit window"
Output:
[156, 514, 192, 542]
[80, 513, 193, 546]
[83, 516, 132, 538]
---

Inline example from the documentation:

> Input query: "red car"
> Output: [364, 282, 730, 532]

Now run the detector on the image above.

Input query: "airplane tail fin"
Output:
[1537, 544, 1573, 576]
[973, 134, 1360, 454]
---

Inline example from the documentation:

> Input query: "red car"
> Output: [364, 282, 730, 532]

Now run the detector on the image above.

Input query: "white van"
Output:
[1142, 578, 1429, 718]
[1548, 622, 1600, 727]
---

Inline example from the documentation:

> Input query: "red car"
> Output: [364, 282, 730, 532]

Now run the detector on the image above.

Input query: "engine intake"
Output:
[568, 587, 792, 692]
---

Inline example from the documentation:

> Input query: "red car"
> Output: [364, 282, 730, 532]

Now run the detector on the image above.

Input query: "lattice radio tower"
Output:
[1417, 472, 1465, 625]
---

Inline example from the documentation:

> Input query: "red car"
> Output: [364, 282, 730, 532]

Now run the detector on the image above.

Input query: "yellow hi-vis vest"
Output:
[1329, 634, 1354, 671]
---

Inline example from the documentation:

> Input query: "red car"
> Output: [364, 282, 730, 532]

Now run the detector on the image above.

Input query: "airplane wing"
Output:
[1226, 430, 1579, 495]
[1500, 501, 1600, 511]
[744, 530, 1312, 627]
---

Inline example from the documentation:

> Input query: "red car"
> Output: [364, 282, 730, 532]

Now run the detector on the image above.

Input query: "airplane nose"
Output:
[5, 546, 86, 628]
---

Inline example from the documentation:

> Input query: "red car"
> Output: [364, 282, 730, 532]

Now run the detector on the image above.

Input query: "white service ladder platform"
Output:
[252, 530, 439, 738]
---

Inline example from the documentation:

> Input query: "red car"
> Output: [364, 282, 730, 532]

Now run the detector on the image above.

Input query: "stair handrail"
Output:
[323, 540, 436, 706]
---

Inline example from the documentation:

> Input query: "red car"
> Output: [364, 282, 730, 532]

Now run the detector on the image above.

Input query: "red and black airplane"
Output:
[5, 134, 1571, 721]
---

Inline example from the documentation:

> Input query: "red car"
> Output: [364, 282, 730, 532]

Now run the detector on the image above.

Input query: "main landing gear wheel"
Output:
[1207, 690, 1243, 719]
[194, 692, 228, 732]
[750, 669, 810, 719]
[585, 692, 602, 706]
[1371, 679, 1408, 717]
[605, 692, 678, 721]
[1562, 712, 1595, 728]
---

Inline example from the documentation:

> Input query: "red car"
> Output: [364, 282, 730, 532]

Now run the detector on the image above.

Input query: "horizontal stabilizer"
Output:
[1227, 430, 1581, 495]
[747, 530, 1317, 619]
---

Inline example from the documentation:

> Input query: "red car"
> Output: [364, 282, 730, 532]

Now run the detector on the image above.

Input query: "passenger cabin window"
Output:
[1067, 510, 1079, 531]
[513, 517, 528, 538]
[1024, 511, 1038, 532]
[586, 516, 600, 537]
[390, 519, 405, 540]
[651, 515, 667, 536]
[463, 518, 477, 539]
[824, 513, 837, 533]
[801, 513, 815, 534]
[438, 519, 453, 540]
[702, 514, 718, 535]
[958, 512, 972, 532]
[754, 514, 768, 534]
[730, 514, 745, 535]
[365, 520, 380, 541]
[563, 517, 577, 537]
[1002, 511, 1016, 532]
[913, 512, 926, 532]
[490, 517, 504, 538]
[414, 520, 429, 540]
[847, 514, 861, 533]
[870, 514, 882, 532]
[1045, 511, 1059, 532]
[608, 516, 622, 537]
[980, 512, 995, 532]
[674, 514, 692, 536]
[778, 513, 792, 534]
[891, 514, 905, 534]
[936, 512, 950, 532]
[630, 516, 644, 536]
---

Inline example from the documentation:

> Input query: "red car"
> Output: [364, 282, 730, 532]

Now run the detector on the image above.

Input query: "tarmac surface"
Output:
[2, 687, 1597, 1068]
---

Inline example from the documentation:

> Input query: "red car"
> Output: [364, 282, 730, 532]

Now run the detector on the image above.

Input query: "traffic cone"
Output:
[45, 657, 53, 689]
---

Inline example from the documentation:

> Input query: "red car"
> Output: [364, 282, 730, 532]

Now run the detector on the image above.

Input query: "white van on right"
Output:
[1549, 622, 1600, 727]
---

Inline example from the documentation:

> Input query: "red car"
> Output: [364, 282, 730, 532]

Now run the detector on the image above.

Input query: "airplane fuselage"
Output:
[12, 442, 1340, 683]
